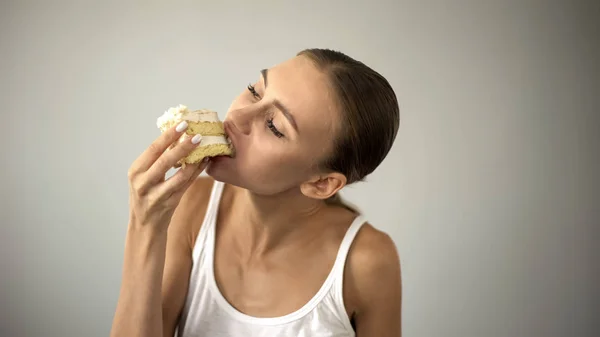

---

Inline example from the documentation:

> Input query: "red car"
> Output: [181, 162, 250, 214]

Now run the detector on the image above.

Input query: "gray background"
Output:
[1, 1, 598, 336]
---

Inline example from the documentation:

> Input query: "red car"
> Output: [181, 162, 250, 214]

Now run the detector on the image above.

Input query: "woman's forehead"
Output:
[267, 56, 339, 135]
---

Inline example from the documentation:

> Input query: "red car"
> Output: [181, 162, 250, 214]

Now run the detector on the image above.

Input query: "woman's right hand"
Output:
[127, 121, 207, 233]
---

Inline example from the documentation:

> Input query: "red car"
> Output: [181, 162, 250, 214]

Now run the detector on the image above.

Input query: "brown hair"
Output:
[298, 48, 400, 212]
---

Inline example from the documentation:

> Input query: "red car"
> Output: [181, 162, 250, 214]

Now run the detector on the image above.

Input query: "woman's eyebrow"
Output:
[261, 68, 299, 133]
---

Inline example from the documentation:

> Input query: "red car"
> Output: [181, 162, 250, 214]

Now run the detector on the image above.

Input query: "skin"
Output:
[110, 55, 402, 337]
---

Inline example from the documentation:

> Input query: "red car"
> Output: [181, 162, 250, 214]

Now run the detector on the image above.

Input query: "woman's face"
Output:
[206, 55, 340, 196]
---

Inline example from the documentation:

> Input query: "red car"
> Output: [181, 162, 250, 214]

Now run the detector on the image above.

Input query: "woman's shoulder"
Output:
[321, 209, 400, 272]
[348, 223, 400, 272]
[177, 175, 216, 215]
[169, 176, 216, 250]
[343, 221, 402, 318]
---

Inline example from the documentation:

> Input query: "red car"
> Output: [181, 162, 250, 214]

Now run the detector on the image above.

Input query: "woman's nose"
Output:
[227, 105, 258, 135]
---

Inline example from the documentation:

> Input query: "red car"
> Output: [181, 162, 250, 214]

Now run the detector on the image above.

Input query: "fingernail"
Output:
[176, 121, 188, 132]
[191, 134, 202, 144]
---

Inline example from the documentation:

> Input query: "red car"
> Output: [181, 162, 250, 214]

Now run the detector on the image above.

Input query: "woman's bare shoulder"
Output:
[348, 223, 400, 272]
[169, 176, 216, 251]
[181, 175, 216, 206]
[343, 223, 402, 324]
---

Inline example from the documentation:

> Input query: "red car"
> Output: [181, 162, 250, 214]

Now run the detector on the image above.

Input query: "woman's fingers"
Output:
[129, 121, 190, 176]
[158, 158, 208, 198]
[146, 133, 203, 180]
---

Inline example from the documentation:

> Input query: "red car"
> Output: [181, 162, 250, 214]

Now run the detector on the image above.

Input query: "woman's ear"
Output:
[300, 173, 347, 200]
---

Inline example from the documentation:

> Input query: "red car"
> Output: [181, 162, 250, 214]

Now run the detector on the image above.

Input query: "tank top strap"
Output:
[327, 215, 366, 332]
[332, 215, 366, 272]
[192, 179, 225, 262]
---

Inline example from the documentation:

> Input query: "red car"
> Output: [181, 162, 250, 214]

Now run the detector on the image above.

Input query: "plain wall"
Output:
[1, 1, 598, 336]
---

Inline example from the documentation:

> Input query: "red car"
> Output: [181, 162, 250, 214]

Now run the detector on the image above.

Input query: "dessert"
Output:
[156, 104, 233, 165]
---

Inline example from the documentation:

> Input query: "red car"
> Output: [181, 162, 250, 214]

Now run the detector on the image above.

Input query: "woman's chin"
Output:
[208, 154, 233, 167]
[205, 155, 234, 180]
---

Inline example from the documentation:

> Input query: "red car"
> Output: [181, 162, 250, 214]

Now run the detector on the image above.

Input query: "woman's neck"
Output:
[227, 184, 326, 255]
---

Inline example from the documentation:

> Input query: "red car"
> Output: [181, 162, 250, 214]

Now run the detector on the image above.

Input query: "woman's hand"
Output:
[127, 121, 207, 233]
[111, 121, 205, 337]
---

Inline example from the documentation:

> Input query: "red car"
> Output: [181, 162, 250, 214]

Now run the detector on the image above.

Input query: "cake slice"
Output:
[156, 104, 233, 165]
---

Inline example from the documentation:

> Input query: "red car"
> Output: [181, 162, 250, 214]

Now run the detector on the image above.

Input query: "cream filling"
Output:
[176, 135, 230, 147]
[157, 104, 222, 129]
[197, 135, 230, 147]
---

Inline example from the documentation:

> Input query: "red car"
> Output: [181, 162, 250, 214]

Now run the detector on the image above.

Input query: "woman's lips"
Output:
[223, 120, 237, 157]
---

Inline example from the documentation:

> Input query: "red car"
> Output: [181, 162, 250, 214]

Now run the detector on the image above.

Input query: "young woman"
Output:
[111, 48, 402, 337]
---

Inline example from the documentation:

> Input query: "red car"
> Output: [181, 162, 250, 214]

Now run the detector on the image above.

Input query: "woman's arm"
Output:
[111, 177, 211, 337]
[161, 177, 214, 336]
[346, 225, 403, 337]
[110, 123, 206, 337]
[111, 226, 169, 337]
[160, 219, 194, 337]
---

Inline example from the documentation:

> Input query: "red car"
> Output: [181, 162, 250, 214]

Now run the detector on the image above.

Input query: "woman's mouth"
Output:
[223, 120, 237, 158]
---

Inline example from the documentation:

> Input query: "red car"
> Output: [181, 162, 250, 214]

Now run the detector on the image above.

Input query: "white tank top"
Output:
[176, 181, 366, 337]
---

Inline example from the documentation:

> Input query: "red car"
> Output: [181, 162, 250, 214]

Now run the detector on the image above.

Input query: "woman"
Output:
[111, 49, 402, 337]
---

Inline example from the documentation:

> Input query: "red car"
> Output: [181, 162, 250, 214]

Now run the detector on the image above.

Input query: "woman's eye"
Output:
[266, 118, 284, 138]
[247, 84, 260, 99]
